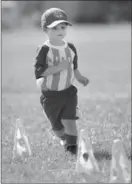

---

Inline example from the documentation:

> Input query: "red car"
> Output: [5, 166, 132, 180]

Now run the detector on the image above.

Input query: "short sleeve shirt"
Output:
[34, 40, 78, 91]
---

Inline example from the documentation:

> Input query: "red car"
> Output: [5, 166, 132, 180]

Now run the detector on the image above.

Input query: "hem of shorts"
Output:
[65, 144, 78, 148]
[41, 85, 77, 97]
[61, 117, 79, 120]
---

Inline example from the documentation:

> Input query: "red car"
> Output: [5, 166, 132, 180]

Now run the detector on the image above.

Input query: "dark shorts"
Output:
[40, 85, 79, 131]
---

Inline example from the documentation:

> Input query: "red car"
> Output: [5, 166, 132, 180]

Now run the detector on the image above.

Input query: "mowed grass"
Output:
[2, 24, 131, 183]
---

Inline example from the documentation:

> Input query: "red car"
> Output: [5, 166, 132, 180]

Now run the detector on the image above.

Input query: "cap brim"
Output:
[47, 20, 72, 28]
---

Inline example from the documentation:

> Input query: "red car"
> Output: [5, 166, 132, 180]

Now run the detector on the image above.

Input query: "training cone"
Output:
[109, 139, 131, 183]
[13, 118, 32, 158]
[76, 129, 100, 174]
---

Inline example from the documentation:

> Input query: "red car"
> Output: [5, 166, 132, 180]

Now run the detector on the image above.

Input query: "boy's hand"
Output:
[36, 78, 44, 89]
[74, 69, 89, 86]
[42, 58, 69, 76]
[78, 76, 89, 86]
[58, 58, 69, 70]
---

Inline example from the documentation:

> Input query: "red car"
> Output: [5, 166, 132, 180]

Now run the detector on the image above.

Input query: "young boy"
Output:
[34, 8, 89, 155]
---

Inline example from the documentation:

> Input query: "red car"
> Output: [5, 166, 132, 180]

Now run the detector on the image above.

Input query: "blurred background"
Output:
[2, 1, 131, 97]
[1, 0, 131, 30]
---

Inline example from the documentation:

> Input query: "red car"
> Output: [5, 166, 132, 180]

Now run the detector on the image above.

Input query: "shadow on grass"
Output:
[94, 150, 112, 161]
[94, 150, 132, 161]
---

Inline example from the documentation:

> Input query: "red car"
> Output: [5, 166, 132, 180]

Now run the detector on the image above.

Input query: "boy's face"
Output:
[46, 23, 67, 41]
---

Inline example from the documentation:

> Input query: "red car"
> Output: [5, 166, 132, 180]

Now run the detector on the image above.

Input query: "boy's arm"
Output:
[74, 69, 86, 83]
[40, 66, 61, 77]
[34, 45, 49, 79]
[74, 69, 89, 86]
[34, 45, 68, 78]
[41, 60, 68, 77]
[74, 69, 83, 80]
[68, 43, 89, 86]
[68, 43, 81, 80]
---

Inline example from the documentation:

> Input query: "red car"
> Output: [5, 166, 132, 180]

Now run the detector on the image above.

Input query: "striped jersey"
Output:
[34, 40, 78, 91]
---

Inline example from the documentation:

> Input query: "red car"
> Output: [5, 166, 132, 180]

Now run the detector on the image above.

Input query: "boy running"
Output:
[34, 8, 89, 155]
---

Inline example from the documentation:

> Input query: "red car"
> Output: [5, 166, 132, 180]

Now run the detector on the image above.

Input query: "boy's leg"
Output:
[43, 110, 65, 138]
[40, 94, 65, 139]
[61, 119, 78, 154]
[61, 119, 78, 144]
[52, 123, 65, 140]
[61, 86, 79, 154]
[40, 85, 78, 155]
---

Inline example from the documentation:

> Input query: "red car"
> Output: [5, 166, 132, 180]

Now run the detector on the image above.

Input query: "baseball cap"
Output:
[41, 8, 72, 29]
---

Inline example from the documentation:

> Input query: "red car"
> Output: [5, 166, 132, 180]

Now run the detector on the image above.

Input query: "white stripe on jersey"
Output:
[47, 48, 53, 66]
[69, 47, 75, 84]
[46, 75, 53, 89]
[70, 64, 75, 84]
[69, 47, 75, 61]
[69, 64, 74, 84]
[58, 70, 68, 90]
[58, 49, 68, 90]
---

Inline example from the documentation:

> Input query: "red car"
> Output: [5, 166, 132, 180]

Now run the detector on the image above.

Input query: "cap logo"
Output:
[53, 11, 63, 19]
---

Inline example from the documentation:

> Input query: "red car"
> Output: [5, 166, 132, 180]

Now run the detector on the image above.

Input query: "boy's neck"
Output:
[49, 39, 65, 46]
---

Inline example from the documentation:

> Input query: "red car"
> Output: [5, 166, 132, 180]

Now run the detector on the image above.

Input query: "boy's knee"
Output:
[61, 119, 78, 136]
[53, 127, 65, 139]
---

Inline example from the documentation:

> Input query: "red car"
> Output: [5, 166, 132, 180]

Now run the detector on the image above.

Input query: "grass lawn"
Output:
[2, 24, 131, 183]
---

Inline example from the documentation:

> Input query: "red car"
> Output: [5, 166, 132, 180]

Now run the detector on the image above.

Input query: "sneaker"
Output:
[60, 134, 66, 146]
[60, 139, 66, 146]
[65, 144, 78, 155]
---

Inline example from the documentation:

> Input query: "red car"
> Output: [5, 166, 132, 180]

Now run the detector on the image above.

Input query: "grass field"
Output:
[2, 24, 131, 183]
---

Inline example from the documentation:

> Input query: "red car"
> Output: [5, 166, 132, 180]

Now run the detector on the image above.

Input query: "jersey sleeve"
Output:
[68, 43, 78, 70]
[34, 45, 49, 79]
